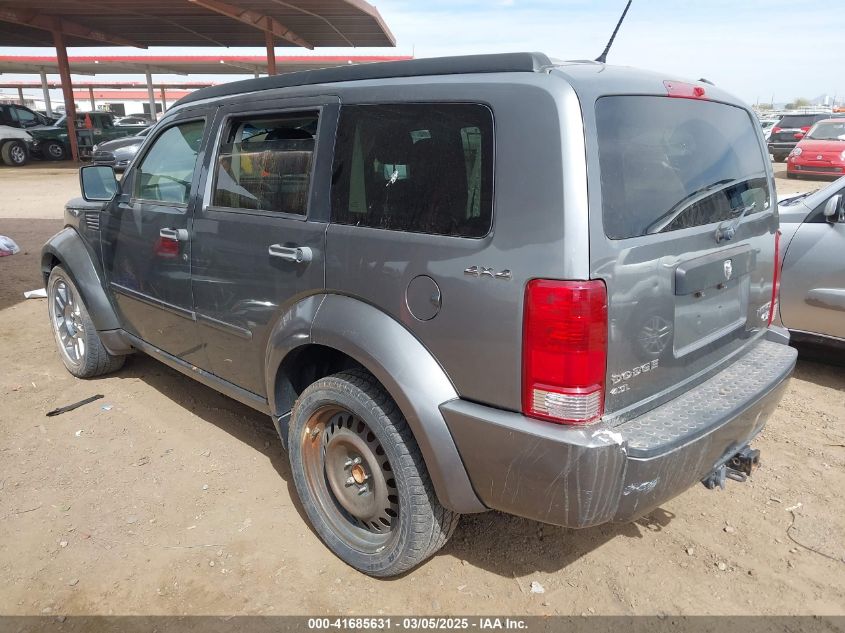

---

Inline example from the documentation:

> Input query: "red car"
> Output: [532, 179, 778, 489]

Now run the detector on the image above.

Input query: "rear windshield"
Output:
[596, 96, 770, 239]
[778, 115, 822, 128]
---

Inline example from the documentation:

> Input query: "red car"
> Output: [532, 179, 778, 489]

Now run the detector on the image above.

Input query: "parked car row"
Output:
[0, 109, 149, 166]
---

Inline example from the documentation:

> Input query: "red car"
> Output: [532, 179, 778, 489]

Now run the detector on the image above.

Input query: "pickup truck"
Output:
[29, 111, 148, 161]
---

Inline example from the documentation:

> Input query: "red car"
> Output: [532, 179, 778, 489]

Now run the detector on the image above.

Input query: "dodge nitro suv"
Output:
[42, 53, 796, 577]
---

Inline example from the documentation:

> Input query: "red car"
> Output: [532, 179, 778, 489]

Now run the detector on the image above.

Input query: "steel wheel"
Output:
[300, 405, 399, 553]
[49, 279, 86, 367]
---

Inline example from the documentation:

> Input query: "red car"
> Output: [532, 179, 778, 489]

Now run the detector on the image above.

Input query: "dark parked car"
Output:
[768, 113, 835, 162]
[777, 176, 845, 347]
[42, 53, 796, 577]
[29, 112, 147, 160]
[0, 103, 50, 129]
[92, 127, 150, 171]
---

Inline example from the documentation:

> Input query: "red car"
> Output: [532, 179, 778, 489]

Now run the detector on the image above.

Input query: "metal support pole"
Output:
[145, 68, 157, 122]
[53, 29, 79, 162]
[160, 87, 167, 112]
[40, 70, 52, 117]
[88, 86, 95, 111]
[265, 31, 276, 76]
[17, 86, 24, 105]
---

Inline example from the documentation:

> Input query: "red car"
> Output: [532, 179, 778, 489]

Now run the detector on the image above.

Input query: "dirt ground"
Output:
[0, 163, 843, 617]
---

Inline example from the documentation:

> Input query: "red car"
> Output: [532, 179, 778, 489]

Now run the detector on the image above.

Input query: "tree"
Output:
[785, 97, 811, 109]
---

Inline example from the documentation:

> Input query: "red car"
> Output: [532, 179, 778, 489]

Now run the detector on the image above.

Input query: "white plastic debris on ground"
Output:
[23, 289, 47, 299]
[0, 235, 20, 257]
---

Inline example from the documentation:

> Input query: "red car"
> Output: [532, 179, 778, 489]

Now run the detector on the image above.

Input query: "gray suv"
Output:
[42, 53, 797, 577]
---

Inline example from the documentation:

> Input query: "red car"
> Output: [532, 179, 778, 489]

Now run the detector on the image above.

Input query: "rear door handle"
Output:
[160, 228, 188, 241]
[268, 244, 312, 263]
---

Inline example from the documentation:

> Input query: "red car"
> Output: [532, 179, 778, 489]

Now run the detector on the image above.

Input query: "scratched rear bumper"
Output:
[440, 338, 797, 528]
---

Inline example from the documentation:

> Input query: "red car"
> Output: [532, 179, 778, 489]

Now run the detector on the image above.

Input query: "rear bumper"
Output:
[768, 141, 797, 155]
[441, 337, 797, 528]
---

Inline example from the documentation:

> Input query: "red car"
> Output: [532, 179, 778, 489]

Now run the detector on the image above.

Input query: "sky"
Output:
[0, 0, 841, 106]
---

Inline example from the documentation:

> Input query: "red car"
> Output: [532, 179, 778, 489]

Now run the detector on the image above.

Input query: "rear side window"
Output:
[331, 103, 494, 238]
[212, 112, 318, 215]
[135, 120, 205, 204]
[596, 96, 770, 239]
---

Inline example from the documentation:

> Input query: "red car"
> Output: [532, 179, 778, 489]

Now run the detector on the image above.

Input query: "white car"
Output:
[759, 118, 779, 141]
[0, 125, 33, 166]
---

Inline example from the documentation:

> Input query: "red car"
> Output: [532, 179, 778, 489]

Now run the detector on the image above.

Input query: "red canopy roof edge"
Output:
[0, 55, 413, 64]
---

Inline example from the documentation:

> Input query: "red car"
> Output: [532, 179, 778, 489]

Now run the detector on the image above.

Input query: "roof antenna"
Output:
[595, 0, 633, 64]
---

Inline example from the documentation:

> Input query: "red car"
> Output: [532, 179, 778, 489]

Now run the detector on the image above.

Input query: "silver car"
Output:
[778, 176, 845, 347]
[92, 127, 150, 171]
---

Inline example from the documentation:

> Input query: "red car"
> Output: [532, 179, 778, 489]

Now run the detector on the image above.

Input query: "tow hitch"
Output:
[702, 447, 761, 490]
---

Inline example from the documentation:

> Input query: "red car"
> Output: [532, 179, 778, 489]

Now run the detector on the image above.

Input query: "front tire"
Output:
[1, 140, 28, 166]
[43, 140, 67, 161]
[289, 369, 459, 577]
[47, 266, 125, 378]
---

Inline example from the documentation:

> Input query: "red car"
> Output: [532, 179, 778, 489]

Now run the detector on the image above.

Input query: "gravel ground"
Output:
[0, 162, 843, 617]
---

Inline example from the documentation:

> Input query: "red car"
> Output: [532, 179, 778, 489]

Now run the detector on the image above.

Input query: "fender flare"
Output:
[265, 293, 487, 515]
[41, 227, 121, 332]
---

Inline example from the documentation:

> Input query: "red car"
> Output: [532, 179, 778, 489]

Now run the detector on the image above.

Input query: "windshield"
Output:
[596, 96, 770, 239]
[807, 121, 845, 141]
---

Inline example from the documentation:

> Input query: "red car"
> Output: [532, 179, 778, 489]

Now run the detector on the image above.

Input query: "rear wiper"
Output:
[646, 179, 735, 234]
[714, 201, 756, 243]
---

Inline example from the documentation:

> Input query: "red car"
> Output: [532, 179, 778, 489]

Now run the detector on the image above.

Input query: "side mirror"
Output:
[79, 164, 119, 202]
[823, 194, 845, 224]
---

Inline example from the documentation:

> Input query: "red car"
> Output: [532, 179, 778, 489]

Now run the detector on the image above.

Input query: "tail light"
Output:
[800, 126, 811, 132]
[768, 230, 782, 327]
[522, 280, 608, 425]
[772, 126, 782, 134]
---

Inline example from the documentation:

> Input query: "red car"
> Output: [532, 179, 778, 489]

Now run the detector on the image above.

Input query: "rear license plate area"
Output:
[672, 246, 753, 357]
[673, 277, 748, 356]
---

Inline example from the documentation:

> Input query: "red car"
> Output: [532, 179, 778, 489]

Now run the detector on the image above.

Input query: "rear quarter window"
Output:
[596, 96, 770, 239]
[330, 103, 494, 238]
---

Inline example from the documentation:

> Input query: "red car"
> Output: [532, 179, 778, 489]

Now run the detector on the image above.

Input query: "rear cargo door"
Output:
[589, 95, 779, 420]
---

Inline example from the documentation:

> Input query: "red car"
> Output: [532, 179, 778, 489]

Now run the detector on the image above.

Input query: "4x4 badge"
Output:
[464, 266, 512, 279]
[723, 259, 733, 281]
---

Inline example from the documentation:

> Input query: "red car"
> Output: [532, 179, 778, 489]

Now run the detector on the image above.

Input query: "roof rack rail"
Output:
[175, 52, 553, 107]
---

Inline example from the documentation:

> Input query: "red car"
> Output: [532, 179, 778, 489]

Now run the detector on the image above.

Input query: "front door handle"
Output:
[160, 228, 189, 241]
[268, 244, 312, 263]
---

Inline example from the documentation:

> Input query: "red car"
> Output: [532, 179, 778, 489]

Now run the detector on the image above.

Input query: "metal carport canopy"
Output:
[0, 0, 396, 159]
[0, 55, 410, 76]
[0, 1, 396, 49]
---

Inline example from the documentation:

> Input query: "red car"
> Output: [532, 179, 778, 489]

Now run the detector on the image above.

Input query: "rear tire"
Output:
[47, 266, 125, 378]
[43, 140, 67, 161]
[1, 140, 28, 166]
[772, 153, 787, 163]
[288, 369, 459, 577]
